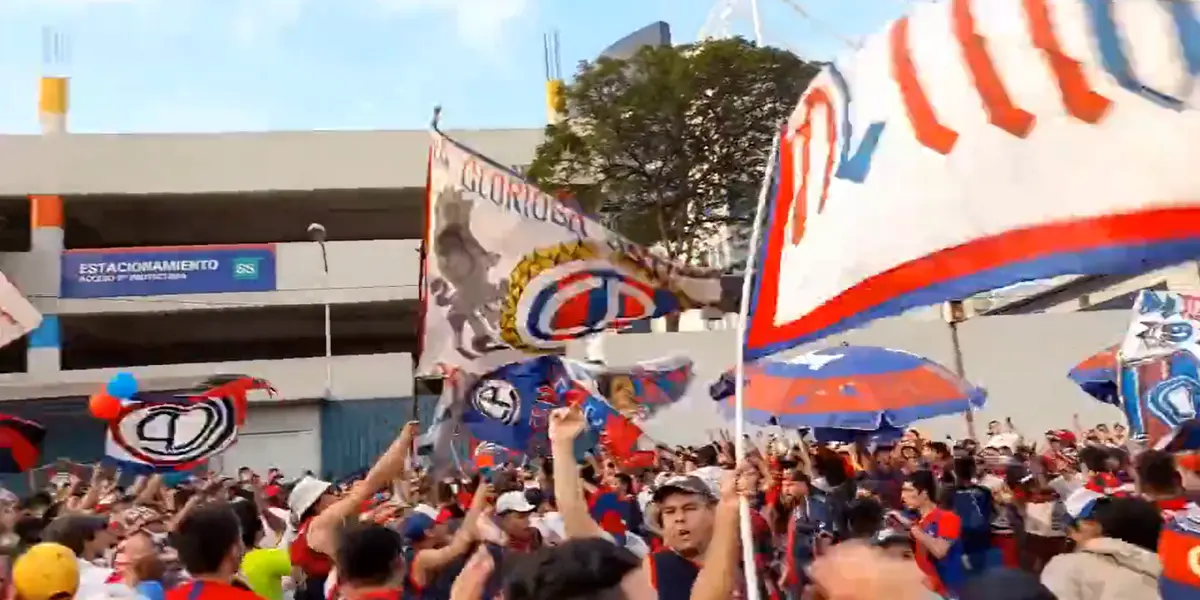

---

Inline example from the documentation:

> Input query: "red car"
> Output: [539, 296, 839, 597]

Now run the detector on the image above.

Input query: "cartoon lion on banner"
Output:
[499, 240, 711, 352]
[428, 186, 510, 360]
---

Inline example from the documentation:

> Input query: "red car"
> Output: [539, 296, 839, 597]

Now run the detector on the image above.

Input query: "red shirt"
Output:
[166, 581, 261, 600]
[913, 508, 963, 596]
[1085, 472, 1122, 495]
[1157, 497, 1192, 521]
[289, 518, 334, 578]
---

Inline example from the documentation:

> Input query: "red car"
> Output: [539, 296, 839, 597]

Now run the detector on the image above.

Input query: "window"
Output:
[59, 301, 418, 369]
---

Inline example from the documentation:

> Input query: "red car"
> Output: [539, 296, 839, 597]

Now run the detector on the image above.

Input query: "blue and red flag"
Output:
[1120, 349, 1200, 446]
[1069, 344, 1121, 405]
[458, 355, 691, 460]
[713, 345, 985, 430]
[0, 415, 44, 473]
[1159, 508, 1200, 599]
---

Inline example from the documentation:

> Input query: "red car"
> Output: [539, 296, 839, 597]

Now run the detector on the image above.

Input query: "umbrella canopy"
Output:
[0, 414, 45, 473]
[1068, 345, 1121, 406]
[712, 346, 985, 430]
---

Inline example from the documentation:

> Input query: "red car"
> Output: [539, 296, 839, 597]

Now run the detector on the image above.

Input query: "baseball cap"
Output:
[1062, 488, 1105, 523]
[13, 542, 79, 600]
[289, 476, 333, 520]
[400, 512, 437, 543]
[652, 475, 716, 503]
[495, 490, 536, 515]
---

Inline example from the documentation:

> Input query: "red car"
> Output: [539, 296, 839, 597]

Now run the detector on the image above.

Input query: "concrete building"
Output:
[0, 126, 544, 480]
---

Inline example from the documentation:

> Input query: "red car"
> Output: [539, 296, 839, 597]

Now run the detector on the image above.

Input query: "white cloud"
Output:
[372, 0, 533, 54]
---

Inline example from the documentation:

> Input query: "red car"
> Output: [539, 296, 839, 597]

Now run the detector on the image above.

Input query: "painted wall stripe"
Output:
[28, 316, 59, 350]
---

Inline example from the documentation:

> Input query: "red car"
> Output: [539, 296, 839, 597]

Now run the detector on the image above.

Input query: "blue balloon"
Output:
[106, 372, 139, 399]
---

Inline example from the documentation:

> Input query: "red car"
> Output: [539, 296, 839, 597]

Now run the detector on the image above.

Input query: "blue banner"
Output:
[61, 245, 277, 298]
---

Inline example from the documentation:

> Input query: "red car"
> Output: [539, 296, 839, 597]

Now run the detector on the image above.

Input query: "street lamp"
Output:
[308, 223, 332, 399]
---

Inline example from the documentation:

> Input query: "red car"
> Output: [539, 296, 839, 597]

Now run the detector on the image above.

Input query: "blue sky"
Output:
[0, 0, 908, 134]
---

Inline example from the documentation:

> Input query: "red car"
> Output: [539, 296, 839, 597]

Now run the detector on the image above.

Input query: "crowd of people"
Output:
[0, 410, 1195, 600]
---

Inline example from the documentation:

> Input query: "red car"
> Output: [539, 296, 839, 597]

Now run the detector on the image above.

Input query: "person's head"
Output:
[114, 531, 166, 584]
[1062, 489, 1107, 545]
[336, 523, 405, 591]
[1135, 449, 1183, 496]
[845, 498, 884, 539]
[12, 543, 79, 600]
[288, 476, 337, 523]
[1091, 496, 1163, 551]
[652, 475, 716, 557]
[782, 468, 811, 501]
[960, 568, 1056, 600]
[872, 529, 915, 561]
[901, 470, 938, 512]
[870, 445, 893, 467]
[926, 442, 951, 463]
[400, 512, 446, 550]
[1077, 445, 1111, 475]
[614, 473, 633, 496]
[952, 455, 977, 485]
[1113, 423, 1127, 437]
[230, 499, 264, 548]
[40, 515, 114, 561]
[693, 445, 718, 469]
[172, 503, 245, 579]
[987, 420, 1000, 436]
[495, 490, 537, 540]
[504, 537, 651, 600]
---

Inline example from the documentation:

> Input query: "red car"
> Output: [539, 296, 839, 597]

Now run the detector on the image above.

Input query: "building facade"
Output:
[0, 128, 542, 480]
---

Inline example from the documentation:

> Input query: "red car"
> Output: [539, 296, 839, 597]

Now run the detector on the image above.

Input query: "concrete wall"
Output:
[0, 129, 543, 195]
[0, 352, 414, 402]
[2, 239, 421, 314]
[587, 311, 1128, 444]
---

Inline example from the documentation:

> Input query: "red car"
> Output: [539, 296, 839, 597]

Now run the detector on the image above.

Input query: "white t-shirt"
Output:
[75, 561, 124, 600]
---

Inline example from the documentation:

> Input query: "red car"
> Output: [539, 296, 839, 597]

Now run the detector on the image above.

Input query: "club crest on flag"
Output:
[471, 379, 522, 425]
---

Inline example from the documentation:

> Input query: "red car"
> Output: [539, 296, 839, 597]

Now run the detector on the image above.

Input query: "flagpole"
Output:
[733, 130, 780, 600]
[943, 300, 978, 441]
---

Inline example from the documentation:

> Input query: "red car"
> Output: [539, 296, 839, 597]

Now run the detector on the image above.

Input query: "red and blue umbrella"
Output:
[1068, 344, 1121, 406]
[712, 346, 985, 430]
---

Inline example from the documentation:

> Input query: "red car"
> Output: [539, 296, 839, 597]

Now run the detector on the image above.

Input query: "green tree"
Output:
[527, 37, 819, 268]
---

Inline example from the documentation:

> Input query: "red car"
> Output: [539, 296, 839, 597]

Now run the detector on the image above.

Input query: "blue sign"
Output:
[60, 245, 277, 298]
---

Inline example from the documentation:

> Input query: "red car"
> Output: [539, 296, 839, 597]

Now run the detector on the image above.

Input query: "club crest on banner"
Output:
[500, 241, 685, 351]
[110, 398, 240, 469]
[94, 373, 276, 472]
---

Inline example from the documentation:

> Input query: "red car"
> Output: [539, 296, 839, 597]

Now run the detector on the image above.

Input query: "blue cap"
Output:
[400, 513, 436, 542]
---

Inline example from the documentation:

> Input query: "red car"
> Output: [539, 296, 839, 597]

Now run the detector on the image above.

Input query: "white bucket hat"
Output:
[288, 476, 332, 520]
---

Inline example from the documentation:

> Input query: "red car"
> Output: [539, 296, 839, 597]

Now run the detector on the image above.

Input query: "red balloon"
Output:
[89, 393, 121, 421]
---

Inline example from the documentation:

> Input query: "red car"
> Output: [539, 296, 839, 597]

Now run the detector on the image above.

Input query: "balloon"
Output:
[106, 372, 138, 399]
[88, 393, 122, 421]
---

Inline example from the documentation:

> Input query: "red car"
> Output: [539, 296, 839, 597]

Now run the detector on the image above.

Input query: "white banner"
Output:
[417, 132, 732, 375]
[1120, 290, 1200, 363]
[0, 271, 41, 349]
[746, 0, 1200, 359]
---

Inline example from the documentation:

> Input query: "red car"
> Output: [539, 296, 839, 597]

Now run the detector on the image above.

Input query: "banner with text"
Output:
[61, 245, 277, 298]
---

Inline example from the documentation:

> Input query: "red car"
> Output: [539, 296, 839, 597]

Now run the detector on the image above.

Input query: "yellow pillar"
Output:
[39, 76, 68, 134]
[546, 79, 565, 124]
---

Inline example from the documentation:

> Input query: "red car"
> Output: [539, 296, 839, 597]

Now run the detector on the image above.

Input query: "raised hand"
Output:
[548, 407, 586, 443]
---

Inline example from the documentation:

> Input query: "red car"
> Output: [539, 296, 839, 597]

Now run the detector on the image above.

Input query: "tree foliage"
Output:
[527, 37, 820, 267]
